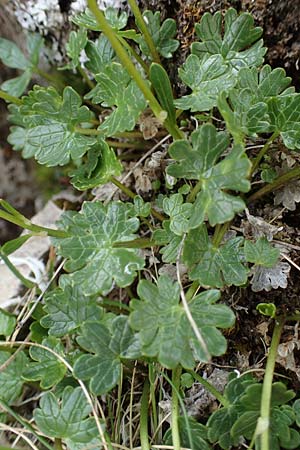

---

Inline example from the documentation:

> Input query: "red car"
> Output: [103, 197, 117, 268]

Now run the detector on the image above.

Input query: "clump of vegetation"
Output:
[0, 1, 300, 449]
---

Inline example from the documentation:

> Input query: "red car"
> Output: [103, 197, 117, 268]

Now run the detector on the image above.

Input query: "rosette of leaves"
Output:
[207, 375, 300, 450]
[52, 201, 145, 296]
[218, 65, 293, 142]
[167, 123, 251, 228]
[0, 33, 43, 96]
[8, 86, 96, 166]
[129, 275, 235, 368]
[73, 316, 141, 394]
[183, 225, 248, 288]
[85, 62, 147, 136]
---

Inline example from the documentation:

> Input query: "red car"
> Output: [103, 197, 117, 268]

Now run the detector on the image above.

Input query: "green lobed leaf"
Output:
[0, 37, 30, 70]
[293, 399, 300, 427]
[167, 124, 251, 227]
[0, 309, 16, 336]
[27, 33, 44, 67]
[162, 193, 193, 235]
[129, 275, 234, 368]
[268, 94, 300, 149]
[207, 375, 257, 449]
[0, 34, 43, 97]
[70, 140, 122, 190]
[152, 220, 182, 263]
[207, 377, 298, 450]
[85, 62, 147, 136]
[84, 36, 114, 74]
[72, 7, 128, 31]
[22, 337, 67, 389]
[217, 65, 293, 141]
[175, 54, 236, 112]
[62, 29, 88, 70]
[167, 123, 229, 179]
[34, 386, 99, 443]
[244, 237, 280, 268]
[0, 351, 28, 404]
[1, 70, 32, 97]
[138, 11, 179, 58]
[52, 201, 145, 296]
[183, 225, 248, 288]
[8, 86, 96, 166]
[132, 195, 151, 218]
[41, 277, 103, 337]
[192, 8, 266, 71]
[74, 315, 140, 395]
[74, 321, 121, 395]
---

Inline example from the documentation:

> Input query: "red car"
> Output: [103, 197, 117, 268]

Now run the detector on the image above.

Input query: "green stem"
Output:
[54, 439, 63, 450]
[113, 238, 157, 249]
[212, 221, 230, 247]
[34, 67, 65, 90]
[0, 249, 36, 289]
[100, 299, 131, 313]
[0, 399, 53, 450]
[117, 35, 150, 74]
[87, 0, 182, 140]
[110, 176, 136, 199]
[0, 210, 69, 238]
[185, 281, 199, 301]
[186, 369, 229, 407]
[148, 364, 158, 437]
[75, 127, 102, 135]
[286, 314, 300, 321]
[77, 65, 95, 89]
[127, 0, 161, 63]
[258, 317, 285, 450]
[247, 166, 300, 203]
[251, 132, 279, 174]
[114, 369, 123, 444]
[140, 378, 150, 450]
[186, 180, 202, 203]
[171, 366, 182, 450]
[0, 89, 22, 105]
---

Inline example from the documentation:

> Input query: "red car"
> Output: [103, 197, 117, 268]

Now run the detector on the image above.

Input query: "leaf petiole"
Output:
[140, 378, 151, 450]
[186, 369, 229, 407]
[248, 165, 300, 203]
[0, 209, 69, 238]
[0, 89, 22, 105]
[256, 317, 285, 450]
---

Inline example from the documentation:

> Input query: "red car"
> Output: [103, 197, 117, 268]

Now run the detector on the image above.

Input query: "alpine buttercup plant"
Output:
[0, 2, 300, 450]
